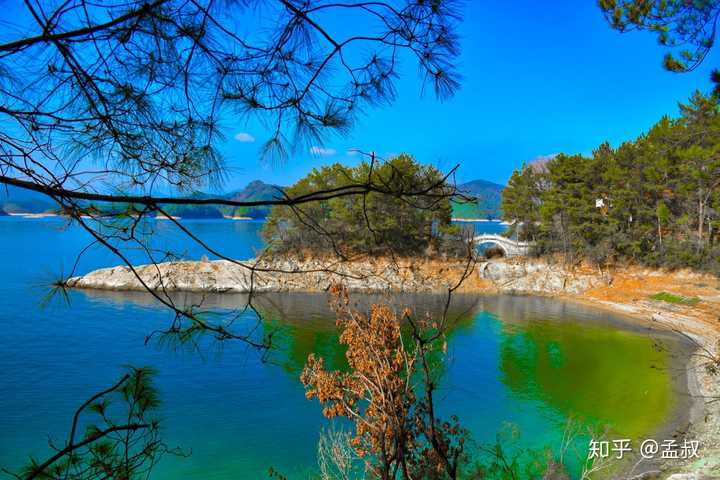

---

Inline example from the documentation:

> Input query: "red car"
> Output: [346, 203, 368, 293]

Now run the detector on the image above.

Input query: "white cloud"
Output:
[346, 149, 360, 156]
[310, 146, 337, 156]
[234, 132, 255, 142]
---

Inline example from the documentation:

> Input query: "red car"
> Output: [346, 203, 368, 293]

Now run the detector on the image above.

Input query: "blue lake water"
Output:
[0, 217, 690, 478]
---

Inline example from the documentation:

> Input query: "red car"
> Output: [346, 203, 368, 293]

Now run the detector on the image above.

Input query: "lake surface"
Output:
[0, 217, 692, 478]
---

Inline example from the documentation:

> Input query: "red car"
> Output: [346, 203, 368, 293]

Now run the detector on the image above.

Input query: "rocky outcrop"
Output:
[477, 260, 609, 295]
[66, 256, 612, 296]
[66, 257, 469, 293]
[67, 260, 254, 293]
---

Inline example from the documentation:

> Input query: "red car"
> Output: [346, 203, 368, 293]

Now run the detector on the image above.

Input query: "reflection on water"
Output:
[480, 297, 680, 427]
[68, 289, 690, 478]
[499, 319, 674, 438]
[254, 292, 483, 375]
[0, 219, 693, 479]
[78, 289, 484, 376]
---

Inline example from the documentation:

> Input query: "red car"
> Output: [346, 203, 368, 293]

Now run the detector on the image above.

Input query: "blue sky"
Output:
[222, 1, 719, 190]
[2, 1, 718, 191]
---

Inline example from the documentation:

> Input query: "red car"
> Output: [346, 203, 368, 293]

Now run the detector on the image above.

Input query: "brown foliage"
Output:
[300, 285, 466, 480]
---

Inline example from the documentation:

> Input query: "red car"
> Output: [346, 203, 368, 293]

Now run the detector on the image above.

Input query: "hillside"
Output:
[0, 178, 497, 220]
[0, 184, 58, 213]
[160, 191, 225, 219]
[162, 204, 225, 219]
[160, 180, 283, 219]
[0, 180, 284, 218]
[223, 180, 283, 218]
[452, 179, 505, 219]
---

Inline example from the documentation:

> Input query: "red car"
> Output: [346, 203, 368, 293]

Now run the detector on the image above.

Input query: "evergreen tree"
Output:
[501, 90, 720, 273]
[263, 155, 461, 257]
[501, 164, 544, 241]
[676, 91, 720, 249]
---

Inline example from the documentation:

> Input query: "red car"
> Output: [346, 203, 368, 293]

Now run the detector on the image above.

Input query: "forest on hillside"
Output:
[502, 91, 720, 274]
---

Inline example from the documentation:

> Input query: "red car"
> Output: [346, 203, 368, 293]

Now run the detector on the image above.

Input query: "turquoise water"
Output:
[0, 217, 689, 478]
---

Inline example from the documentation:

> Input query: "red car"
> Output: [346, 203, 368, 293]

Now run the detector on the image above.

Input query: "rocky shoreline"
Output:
[67, 256, 720, 478]
[65, 256, 613, 295]
[66, 257, 465, 293]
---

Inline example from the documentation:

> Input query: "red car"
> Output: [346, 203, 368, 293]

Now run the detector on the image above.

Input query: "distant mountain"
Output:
[159, 180, 284, 219]
[223, 180, 284, 218]
[229, 180, 282, 202]
[0, 184, 58, 213]
[163, 204, 225, 219]
[0, 180, 285, 218]
[452, 179, 505, 220]
[1, 178, 501, 220]
[160, 191, 224, 219]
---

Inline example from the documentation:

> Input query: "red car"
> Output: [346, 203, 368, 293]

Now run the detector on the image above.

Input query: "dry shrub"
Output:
[301, 284, 466, 480]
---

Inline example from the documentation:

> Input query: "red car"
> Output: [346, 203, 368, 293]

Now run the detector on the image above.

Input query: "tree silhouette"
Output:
[0, 0, 466, 346]
[599, 0, 720, 90]
[2, 368, 183, 480]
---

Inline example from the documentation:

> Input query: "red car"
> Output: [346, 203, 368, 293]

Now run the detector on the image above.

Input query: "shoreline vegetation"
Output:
[502, 90, 720, 276]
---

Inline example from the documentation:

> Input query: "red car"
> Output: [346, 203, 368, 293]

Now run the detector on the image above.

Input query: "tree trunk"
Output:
[698, 195, 705, 249]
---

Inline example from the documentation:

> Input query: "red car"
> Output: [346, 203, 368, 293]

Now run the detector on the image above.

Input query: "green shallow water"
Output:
[221, 293, 685, 478]
[0, 218, 693, 479]
[499, 319, 674, 439]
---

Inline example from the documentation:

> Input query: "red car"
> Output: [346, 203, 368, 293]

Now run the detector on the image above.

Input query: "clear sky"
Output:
[2, 0, 718, 191]
[221, 0, 720, 190]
